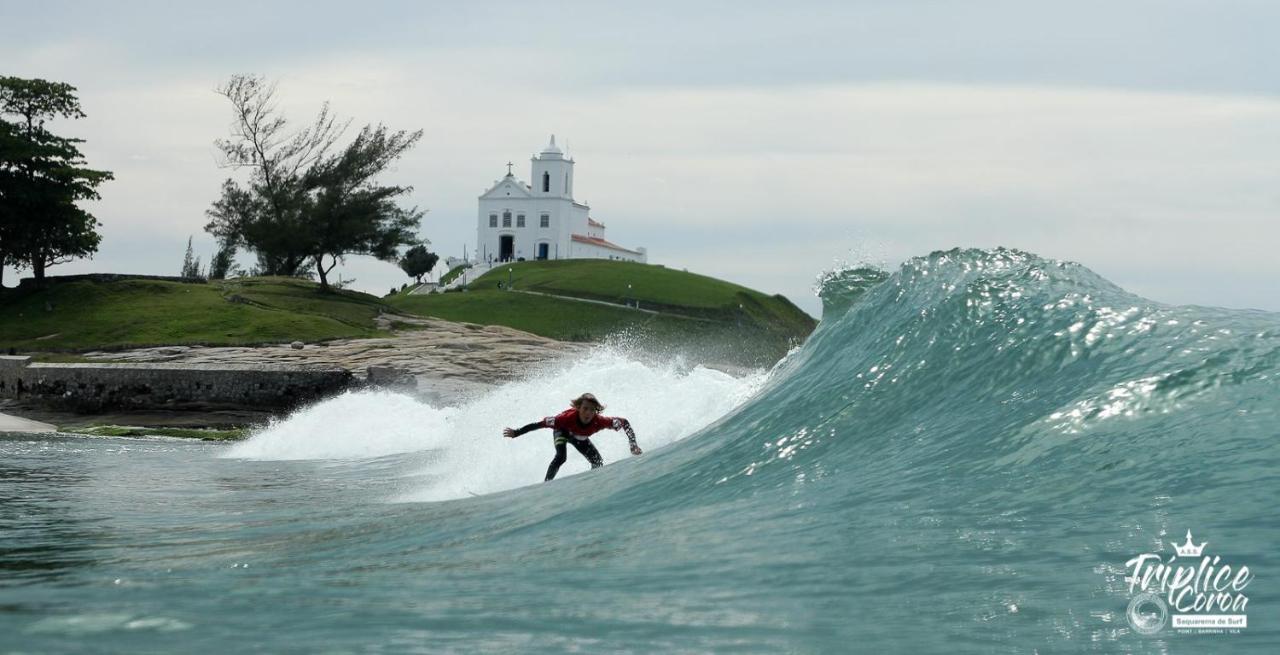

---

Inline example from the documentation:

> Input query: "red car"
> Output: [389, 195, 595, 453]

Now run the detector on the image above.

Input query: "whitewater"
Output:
[225, 351, 769, 501]
[2, 248, 1277, 653]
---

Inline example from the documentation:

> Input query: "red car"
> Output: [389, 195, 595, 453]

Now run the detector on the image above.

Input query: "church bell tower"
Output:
[530, 134, 574, 199]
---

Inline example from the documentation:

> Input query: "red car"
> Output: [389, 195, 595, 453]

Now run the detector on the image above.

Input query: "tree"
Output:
[179, 236, 203, 279]
[302, 124, 425, 289]
[0, 77, 112, 286]
[0, 121, 21, 286]
[399, 243, 439, 283]
[204, 75, 340, 278]
[205, 75, 425, 290]
[207, 238, 239, 280]
[206, 177, 311, 278]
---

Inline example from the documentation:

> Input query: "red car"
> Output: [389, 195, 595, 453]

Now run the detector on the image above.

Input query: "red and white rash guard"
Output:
[512, 407, 637, 446]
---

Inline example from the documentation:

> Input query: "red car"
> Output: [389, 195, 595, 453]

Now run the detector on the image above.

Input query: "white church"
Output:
[475, 136, 646, 264]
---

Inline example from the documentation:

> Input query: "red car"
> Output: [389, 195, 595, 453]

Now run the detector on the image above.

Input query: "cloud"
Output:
[6, 41, 1278, 316]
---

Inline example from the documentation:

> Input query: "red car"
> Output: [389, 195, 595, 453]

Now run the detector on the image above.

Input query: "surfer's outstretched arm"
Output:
[612, 418, 643, 456]
[503, 421, 546, 439]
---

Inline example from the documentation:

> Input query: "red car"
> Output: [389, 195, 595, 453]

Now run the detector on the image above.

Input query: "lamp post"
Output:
[508, 267, 513, 291]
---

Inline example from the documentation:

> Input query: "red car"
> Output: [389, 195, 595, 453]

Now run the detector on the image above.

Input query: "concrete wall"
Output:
[0, 356, 353, 412]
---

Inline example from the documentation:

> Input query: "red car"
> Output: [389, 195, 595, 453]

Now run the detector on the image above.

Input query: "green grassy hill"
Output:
[1, 263, 816, 367]
[0, 276, 388, 352]
[388, 260, 815, 366]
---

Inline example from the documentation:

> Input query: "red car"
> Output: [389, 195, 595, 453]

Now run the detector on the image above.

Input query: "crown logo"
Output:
[1172, 530, 1206, 558]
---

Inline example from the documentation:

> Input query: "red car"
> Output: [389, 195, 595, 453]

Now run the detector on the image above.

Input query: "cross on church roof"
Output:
[505, 161, 514, 176]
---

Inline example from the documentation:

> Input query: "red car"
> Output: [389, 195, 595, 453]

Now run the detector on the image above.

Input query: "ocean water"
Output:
[2, 248, 1277, 653]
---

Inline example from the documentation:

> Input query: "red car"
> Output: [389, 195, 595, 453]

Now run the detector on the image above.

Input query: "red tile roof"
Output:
[587, 217, 606, 228]
[571, 233, 640, 255]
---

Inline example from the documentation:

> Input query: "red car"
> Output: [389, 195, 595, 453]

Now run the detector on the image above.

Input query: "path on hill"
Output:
[506, 289, 730, 324]
[509, 289, 659, 316]
[408, 276, 720, 323]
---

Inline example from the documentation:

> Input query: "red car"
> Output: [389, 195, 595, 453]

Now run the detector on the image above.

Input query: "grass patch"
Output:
[0, 276, 390, 352]
[471, 260, 814, 332]
[220, 277, 389, 329]
[474, 260, 756, 308]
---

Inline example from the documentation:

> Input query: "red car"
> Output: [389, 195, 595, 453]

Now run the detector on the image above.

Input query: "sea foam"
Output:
[224, 347, 767, 501]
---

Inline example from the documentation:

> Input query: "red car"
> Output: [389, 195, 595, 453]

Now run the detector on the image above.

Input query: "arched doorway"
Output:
[499, 235, 514, 261]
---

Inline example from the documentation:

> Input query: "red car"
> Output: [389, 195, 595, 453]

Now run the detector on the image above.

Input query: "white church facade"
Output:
[476, 136, 646, 264]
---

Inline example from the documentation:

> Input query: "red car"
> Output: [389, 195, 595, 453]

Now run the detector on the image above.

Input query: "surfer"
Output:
[503, 392, 643, 481]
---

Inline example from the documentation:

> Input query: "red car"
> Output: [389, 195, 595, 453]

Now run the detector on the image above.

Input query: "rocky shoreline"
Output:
[86, 315, 583, 384]
[2, 315, 585, 434]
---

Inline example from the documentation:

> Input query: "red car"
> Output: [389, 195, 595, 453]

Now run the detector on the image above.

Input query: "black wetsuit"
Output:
[545, 434, 604, 481]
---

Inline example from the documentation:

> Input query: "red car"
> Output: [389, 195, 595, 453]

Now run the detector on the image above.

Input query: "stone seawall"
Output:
[0, 356, 353, 413]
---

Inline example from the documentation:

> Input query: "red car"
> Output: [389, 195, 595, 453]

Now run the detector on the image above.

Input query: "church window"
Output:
[517, 214, 525, 228]
[489, 214, 497, 227]
[502, 211, 511, 228]
[540, 214, 550, 228]
[542, 172, 550, 192]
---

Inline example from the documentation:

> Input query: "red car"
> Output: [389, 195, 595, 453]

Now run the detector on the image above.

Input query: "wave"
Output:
[216, 247, 1280, 650]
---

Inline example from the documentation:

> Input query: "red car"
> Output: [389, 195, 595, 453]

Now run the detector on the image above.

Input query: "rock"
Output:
[367, 366, 416, 389]
[79, 314, 584, 393]
[290, 341, 304, 350]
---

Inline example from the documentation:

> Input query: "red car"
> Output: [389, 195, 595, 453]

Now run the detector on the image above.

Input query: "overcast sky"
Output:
[3, 1, 1277, 317]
